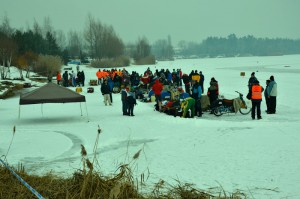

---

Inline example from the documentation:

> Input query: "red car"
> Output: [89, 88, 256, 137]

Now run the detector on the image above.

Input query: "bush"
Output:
[33, 55, 63, 77]
[90, 56, 131, 68]
[134, 55, 156, 65]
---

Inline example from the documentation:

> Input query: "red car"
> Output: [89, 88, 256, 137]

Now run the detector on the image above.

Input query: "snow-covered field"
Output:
[1, 55, 300, 198]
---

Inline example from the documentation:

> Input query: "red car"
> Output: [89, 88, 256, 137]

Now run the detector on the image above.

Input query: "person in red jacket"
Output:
[152, 79, 164, 111]
[56, 71, 62, 85]
[140, 72, 150, 90]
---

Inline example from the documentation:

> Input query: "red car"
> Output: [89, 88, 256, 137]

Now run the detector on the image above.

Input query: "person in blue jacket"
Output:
[107, 77, 114, 103]
[266, 75, 277, 114]
[191, 80, 202, 117]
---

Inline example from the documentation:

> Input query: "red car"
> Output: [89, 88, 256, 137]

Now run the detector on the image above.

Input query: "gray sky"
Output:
[1, 0, 300, 45]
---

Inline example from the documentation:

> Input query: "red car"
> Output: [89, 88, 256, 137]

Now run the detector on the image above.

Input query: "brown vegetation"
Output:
[33, 55, 63, 77]
[0, 162, 246, 199]
[0, 81, 24, 99]
[0, 144, 246, 199]
[0, 126, 246, 199]
[90, 56, 130, 68]
[134, 55, 156, 65]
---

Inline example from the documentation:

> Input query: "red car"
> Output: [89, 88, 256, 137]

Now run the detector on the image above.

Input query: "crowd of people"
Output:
[56, 65, 85, 87]
[247, 72, 278, 120]
[55, 65, 278, 120]
[91, 67, 219, 118]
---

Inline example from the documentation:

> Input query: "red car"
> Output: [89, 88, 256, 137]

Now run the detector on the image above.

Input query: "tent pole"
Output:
[18, 105, 21, 119]
[80, 102, 83, 116]
[41, 104, 43, 117]
[85, 102, 90, 122]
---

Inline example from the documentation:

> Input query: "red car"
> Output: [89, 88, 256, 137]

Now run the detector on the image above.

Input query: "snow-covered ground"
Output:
[1, 55, 300, 198]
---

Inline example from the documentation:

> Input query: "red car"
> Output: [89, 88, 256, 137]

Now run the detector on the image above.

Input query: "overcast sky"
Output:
[1, 0, 300, 45]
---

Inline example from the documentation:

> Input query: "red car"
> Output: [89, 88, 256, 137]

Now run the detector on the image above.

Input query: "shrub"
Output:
[33, 55, 63, 77]
[134, 55, 156, 65]
[90, 56, 131, 68]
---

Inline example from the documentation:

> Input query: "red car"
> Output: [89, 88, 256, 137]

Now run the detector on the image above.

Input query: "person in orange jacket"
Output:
[96, 69, 102, 85]
[250, 80, 264, 120]
[56, 71, 62, 85]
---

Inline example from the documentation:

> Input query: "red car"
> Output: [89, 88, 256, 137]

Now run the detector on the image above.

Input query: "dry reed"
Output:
[0, 126, 247, 199]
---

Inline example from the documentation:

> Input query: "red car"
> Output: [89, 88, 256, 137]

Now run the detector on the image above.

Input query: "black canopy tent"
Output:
[19, 83, 89, 121]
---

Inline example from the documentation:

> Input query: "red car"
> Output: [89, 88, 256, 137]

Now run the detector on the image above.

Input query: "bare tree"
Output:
[0, 32, 18, 79]
[42, 16, 54, 38]
[84, 14, 97, 58]
[152, 38, 174, 61]
[33, 19, 42, 35]
[68, 30, 82, 58]
[84, 14, 124, 59]
[56, 30, 67, 51]
[134, 37, 151, 60]
[0, 14, 14, 36]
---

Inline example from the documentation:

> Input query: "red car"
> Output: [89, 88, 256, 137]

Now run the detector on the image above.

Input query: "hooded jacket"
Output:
[152, 79, 163, 95]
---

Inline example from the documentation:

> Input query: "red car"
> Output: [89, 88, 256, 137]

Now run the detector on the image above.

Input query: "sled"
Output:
[87, 87, 94, 93]
[89, 79, 98, 86]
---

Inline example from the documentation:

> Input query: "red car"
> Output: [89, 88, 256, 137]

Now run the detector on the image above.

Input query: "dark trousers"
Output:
[265, 96, 270, 112]
[251, 101, 261, 119]
[63, 79, 69, 87]
[269, 96, 276, 113]
[128, 104, 134, 116]
[192, 95, 202, 116]
[184, 84, 190, 95]
[110, 92, 113, 103]
[196, 99, 202, 116]
[200, 83, 204, 94]
[122, 101, 128, 114]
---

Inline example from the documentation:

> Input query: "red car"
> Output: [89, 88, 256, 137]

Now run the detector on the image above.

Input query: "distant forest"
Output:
[1, 15, 300, 71]
[176, 34, 300, 59]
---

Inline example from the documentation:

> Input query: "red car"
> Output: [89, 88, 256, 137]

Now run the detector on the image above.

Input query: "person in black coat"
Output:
[127, 90, 137, 116]
[81, 71, 85, 86]
[121, 87, 129, 115]
[207, 77, 219, 105]
[264, 79, 271, 113]
[101, 79, 112, 105]
[182, 74, 191, 95]
[63, 71, 69, 87]
[248, 72, 257, 89]
[199, 71, 205, 93]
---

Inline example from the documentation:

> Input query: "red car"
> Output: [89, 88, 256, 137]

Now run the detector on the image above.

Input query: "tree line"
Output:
[177, 34, 300, 58]
[0, 15, 157, 79]
[1, 14, 300, 80]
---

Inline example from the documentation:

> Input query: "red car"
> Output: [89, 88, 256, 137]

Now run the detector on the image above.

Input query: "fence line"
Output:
[0, 158, 45, 199]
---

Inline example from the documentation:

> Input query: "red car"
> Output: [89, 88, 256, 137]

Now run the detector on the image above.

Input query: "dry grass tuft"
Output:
[0, 161, 246, 199]
[0, 126, 247, 199]
[80, 144, 87, 157]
